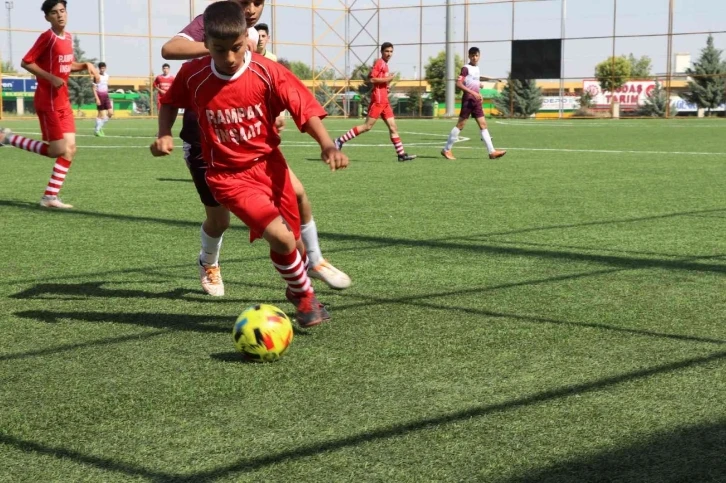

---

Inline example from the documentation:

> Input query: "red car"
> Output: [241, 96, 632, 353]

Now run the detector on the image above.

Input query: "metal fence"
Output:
[1, 0, 725, 119]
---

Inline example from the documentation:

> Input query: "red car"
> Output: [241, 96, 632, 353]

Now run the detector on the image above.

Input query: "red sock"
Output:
[391, 136, 405, 156]
[8, 134, 50, 157]
[44, 157, 72, 197]
[339, 126, 360, 144]
[270, 249, 314, 299]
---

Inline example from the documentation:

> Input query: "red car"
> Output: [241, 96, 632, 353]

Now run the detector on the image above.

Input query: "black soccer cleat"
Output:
[397, 153, 417, 162]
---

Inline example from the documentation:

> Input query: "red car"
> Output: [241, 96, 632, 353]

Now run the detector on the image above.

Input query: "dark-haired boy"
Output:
[151, 2, 349, 327]
[161, 0, 351, 297]
[153, 63, 175, 113]
[441, 47, 506, 161]
[335, 42, 417, 162]
[0, 0, 98, 209]
[93, 61, 113, 136]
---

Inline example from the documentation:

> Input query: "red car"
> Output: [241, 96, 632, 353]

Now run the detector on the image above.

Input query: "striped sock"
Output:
[44, 157, 72, 197]
[339, 126, 360, 145]
[270, 249, 314, 299]
[8, 134, 50, 157]
[391, 136, 405, 156]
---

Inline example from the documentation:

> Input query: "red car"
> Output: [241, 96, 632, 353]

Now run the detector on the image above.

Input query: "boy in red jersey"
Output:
[161, 0, 351, 298]
[153, 63, 175, 113]
[335, 42, 417, 162]
[151, 2, 348, 327]
[0, 0, 97, 209]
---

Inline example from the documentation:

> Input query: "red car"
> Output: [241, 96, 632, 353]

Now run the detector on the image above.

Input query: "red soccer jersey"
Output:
[370, 58, 390, 105]
[22, 29, 74, 111]
[154, 74, 175, 93]
[162, 52, 326, 171]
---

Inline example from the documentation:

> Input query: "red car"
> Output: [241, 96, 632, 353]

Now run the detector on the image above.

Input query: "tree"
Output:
[595, 56, 631, 104]
[67, 37, 96, 113]
[636, 82, 674, 117]
[627, 54, 652, 79]
[680, 35, 726, 116]
[493, 76, 543, 118]
[314, 82, 343, 116]
[287, 61, 313, 80]
[406, 88, 423, 116]
[1, 61, 17, 74]
[349, 62, 369, 81]
[424, 51, 464, 103]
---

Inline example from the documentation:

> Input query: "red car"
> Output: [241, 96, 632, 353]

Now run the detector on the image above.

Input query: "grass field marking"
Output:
[496, 120, 726, 128]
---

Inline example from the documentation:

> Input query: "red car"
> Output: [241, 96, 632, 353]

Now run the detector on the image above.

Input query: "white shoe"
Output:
[0, 127, 12, 146]
[308, 259, 351, 290]
[198, 259, 225, 296]
[39, 195, 73, 209]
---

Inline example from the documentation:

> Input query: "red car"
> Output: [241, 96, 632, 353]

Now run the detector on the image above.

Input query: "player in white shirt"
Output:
[93, 62, 113, 136]
[441, 47, 506, 160]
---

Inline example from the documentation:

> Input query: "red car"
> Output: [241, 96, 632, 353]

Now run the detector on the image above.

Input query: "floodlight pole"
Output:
[5, 1, 13, 66]
[98, 0, 106, 62]
[559, 0, 566, 119]
[445, 0, 455, 117]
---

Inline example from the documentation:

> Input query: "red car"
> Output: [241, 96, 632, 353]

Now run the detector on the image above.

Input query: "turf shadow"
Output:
[503, 420, 726, 483]
[156, 178, 193, 183]
[166, 350, 726, 481]
[2, 350, 723, 481]
[10, 282, 194, 301]
[2, 199, 725, 275]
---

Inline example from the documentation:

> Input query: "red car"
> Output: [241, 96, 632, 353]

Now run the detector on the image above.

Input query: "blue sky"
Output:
[1, 0, 724, 81]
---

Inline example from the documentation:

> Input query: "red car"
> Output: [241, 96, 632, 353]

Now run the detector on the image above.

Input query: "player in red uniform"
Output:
[0, 0, 97, 209]
[153, 63, 175, 113]
[335, 42, 417, 162]
[151, 2, 348, 327]
[160, 0, 351, 298]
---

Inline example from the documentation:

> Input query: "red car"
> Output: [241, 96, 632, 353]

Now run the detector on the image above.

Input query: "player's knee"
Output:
[65, 143, 77, 159]
[207, 211, 230, 232]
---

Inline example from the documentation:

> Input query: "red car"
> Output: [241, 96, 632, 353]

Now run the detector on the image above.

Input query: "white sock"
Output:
[301, 218, 323, 267]
[481, 129, 495, 154]
[200, 226, 223, 266]
[445, 127, 460, 151]
[95, 118, 103, 132]
[101, 117, 110, 128]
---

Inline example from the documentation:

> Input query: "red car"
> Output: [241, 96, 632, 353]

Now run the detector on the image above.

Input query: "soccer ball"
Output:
[232, 304, 294, 362]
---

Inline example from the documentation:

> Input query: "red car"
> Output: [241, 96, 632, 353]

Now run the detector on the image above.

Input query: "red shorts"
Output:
[205, 150, 300, 242]
[37, 108, 75, 142]
[368, 102, 394, 120]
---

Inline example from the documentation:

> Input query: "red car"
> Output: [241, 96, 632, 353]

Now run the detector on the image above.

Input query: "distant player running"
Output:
[0, 0, 98, 209]
[335, 42, 416, 162]
[441, 47, 506, 161]
[93, 61, 112, 136]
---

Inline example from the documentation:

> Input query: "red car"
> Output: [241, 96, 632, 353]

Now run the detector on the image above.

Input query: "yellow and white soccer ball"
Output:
[232, 304, 294, 362]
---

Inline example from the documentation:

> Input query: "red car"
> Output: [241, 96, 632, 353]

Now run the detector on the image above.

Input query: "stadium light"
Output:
[5, 1, 13, 66]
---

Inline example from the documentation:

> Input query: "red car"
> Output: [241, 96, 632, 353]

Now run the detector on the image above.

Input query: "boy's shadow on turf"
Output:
[14, 309, 312, 337]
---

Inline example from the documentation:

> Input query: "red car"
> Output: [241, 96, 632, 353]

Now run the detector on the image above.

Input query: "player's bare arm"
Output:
[150, 104, 179, 157]
[21, 60, 64, 88]
[161, 37, 209, 60]
[304, 117, 349, 172]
